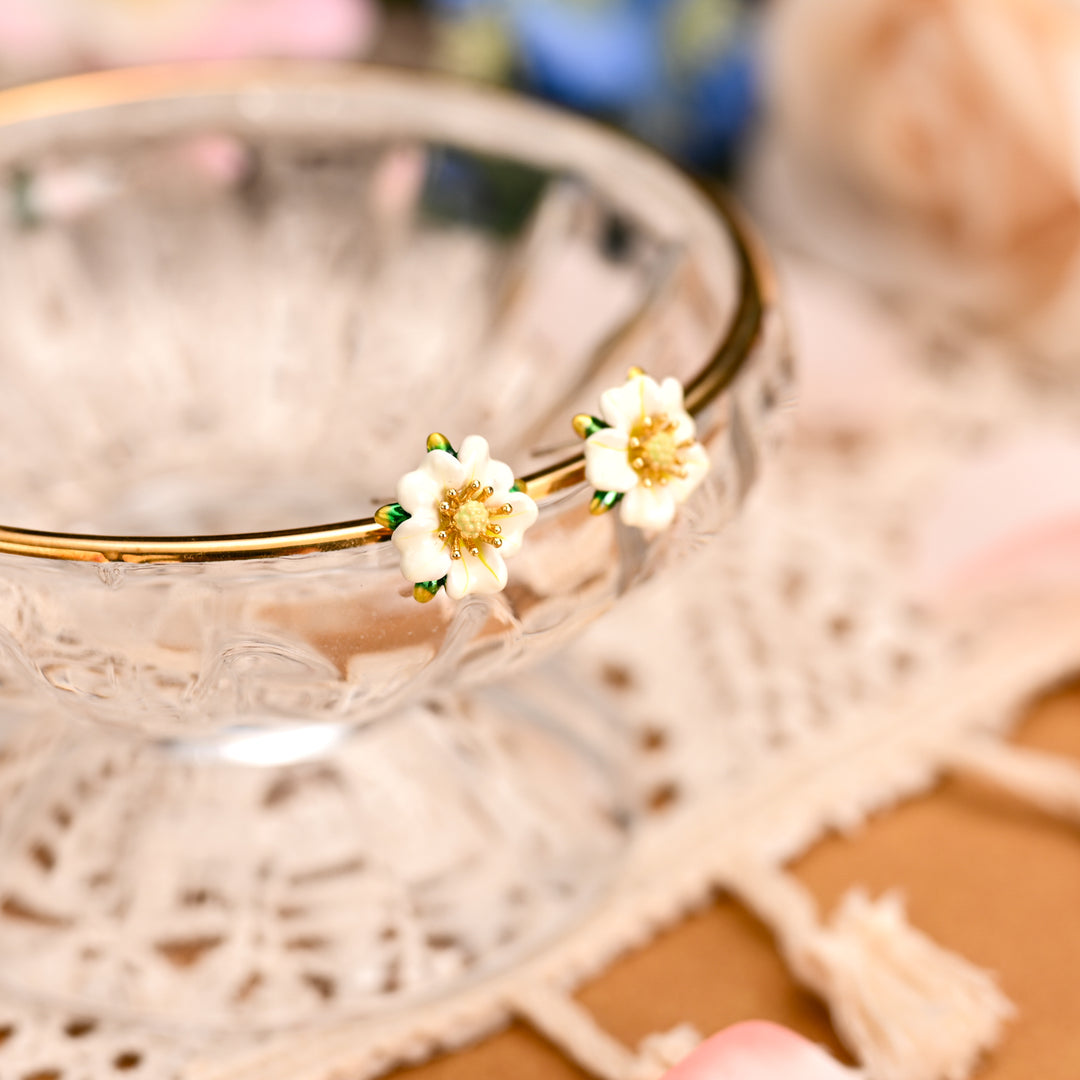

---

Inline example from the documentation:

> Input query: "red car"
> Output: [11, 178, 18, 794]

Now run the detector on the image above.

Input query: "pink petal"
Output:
[663, 1022, 859, 1080]
[170, 0, 376, 63]
[368, 144, 428, 223]
[27, 164, 116, 221]
[945, 515, 1080, 599]
[0, 0, 64, 62]
[914, 433, 1080, 602]
[176, 134, 252, 187]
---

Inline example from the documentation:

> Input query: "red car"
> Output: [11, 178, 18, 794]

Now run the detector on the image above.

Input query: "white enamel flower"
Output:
[583, 373, 709, 530]
[391, 435, 538, 600]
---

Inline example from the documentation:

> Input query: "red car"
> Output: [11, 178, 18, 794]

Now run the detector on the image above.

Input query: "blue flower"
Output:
[430, 0, 761, 169]
[510, 0, 666, 112]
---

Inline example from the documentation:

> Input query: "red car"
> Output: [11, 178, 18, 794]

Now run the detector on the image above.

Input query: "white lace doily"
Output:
[3, 252, 1080, 1080]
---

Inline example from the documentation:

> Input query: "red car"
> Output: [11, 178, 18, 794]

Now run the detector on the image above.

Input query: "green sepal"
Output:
[413, 576, 447, 603]
[375, 502, 411, 531]
[589, 490, 623, 515]
[572, 413, 609, 440]
[426, 432, 457, 456]
[12, 169, 39, 229]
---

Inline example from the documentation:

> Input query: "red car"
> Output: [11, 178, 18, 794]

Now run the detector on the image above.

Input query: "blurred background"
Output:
[4, 0, 1078, 369]
[0, 0, 758, 171]
[5, 0, 1080, 590]
[5, 10, 1080, 1077]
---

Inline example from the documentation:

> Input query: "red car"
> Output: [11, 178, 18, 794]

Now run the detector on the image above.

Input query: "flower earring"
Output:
[376, 434, 538, 603]
[378, 371, 708, 602]
[573, 367, 709, 529]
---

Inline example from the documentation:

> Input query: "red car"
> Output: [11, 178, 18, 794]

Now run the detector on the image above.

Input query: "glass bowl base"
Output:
[0, 685, 628, 1031]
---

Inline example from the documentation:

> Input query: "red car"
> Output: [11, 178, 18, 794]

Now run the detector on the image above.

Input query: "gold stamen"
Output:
[491, 537, 503, 548]
[451, 549, 462, 560]
[490, 524, 501, 534]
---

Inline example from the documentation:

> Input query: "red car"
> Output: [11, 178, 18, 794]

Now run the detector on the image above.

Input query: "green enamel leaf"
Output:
[375, 502, 411, 530]
[413, 575, 447, 604]
[572, 413, 609, 440]
[12, 170, 38, 229]
[426, 432, 457, 456]
[589, 490, 623, 516]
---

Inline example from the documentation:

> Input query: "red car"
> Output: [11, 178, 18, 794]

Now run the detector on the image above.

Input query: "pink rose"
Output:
[663, 1022, 860, 1080]
[0, 0, 376, 84]
[763, 0, 1080, 362]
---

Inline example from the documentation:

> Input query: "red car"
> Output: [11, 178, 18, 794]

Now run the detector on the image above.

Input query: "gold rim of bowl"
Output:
[0, 62, 775, 565]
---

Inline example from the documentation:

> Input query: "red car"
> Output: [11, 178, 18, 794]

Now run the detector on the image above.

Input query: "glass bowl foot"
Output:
[0, 687, 628, 1030]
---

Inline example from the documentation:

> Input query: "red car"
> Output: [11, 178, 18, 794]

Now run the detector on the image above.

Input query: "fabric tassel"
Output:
[627, 1024, 703, 1080]
[948, 736, 1080, 825]
[511, 986, 701, 1080]
[723, 861, 1013, 1080]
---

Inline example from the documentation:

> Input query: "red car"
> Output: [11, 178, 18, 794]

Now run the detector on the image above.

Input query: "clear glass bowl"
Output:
[0, 64, 787, 1029]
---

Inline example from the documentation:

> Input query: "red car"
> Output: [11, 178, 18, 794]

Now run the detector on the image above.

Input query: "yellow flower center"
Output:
[453, 499, 490, 538]
[628, 415, 692, 487]
[640, 429, 680, 472]
[437, 480, 513, 560]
